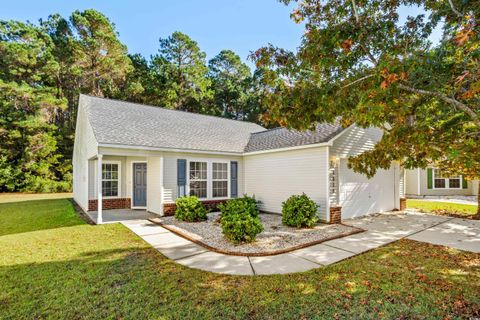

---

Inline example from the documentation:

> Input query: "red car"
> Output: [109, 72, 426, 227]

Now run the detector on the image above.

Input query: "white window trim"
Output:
[131, 161, 147, 209]
[186, 158, 231, 200]
[432, 168, 463, 190]
[102, 160, 122, 199]
[212, 162, 229, 199]
[188, 160, 208, 199]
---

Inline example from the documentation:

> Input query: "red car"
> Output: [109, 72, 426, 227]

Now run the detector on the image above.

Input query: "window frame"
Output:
[186, 159, 231, 200]
[212, 162, 229, 198]
[432, 168, 463, 190]
[101, 160, 122, 198]
[188, 161, 208, 199]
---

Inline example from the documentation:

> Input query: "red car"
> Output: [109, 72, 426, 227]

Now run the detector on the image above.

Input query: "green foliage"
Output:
[253, 1, 480, 195]
[174, 196, 208, 222]
[1, 10, 269, 193]
[218, 195, 259, 219]
[151, 31, 213, 113]
[219, 196, 263, 243]
[281, 193, 318, 228]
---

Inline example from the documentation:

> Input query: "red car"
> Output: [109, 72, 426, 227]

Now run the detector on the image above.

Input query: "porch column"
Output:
[97, 154, 103, 224]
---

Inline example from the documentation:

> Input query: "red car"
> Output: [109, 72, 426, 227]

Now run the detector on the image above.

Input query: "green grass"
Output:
[0, 192, 72, 204]
[407, 199, 478, 219]
[1, 197, 479, 319]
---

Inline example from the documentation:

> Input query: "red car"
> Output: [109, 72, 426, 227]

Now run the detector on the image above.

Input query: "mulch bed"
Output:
[149, 212, 364, 256]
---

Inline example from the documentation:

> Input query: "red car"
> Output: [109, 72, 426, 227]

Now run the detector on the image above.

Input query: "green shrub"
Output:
[219, 195, 259, 219]
[174, 196, 207, 222]
[282, 193, 318, 228]
[219, 196, 263, 243]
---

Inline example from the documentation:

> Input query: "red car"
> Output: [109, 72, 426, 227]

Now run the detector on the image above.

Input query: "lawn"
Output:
[1, 197, 479, 319]
[407, 199, 478, 219]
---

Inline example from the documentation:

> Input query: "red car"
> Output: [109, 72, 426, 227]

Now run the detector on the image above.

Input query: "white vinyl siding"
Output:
[244, 146, 329, 221]
[146, 157, 163, 214]
[330, 126, 383, 158]
[408, 168, 475, 196]
[72, 97, 99, 212]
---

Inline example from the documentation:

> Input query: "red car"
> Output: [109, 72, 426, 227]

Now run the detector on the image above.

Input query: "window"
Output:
[212, 162, 228, 197]
[189, 161, 207, 198]
[433, 169, 461, 189]
[102, 163, 119, 197]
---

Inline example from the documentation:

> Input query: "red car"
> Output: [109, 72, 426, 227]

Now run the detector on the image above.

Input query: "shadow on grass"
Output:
[0, 198, 85, 236]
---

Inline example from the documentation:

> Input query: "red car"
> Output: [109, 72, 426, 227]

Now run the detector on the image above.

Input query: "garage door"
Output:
[339, 159, 396, 219]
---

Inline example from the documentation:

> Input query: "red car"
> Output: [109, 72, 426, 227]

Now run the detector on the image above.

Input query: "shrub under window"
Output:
[282, 193, 318, 228]
[174, 196, 207, 222]
[219, 196, 263, 243]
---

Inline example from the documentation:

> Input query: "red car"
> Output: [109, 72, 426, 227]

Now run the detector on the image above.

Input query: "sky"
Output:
[0, 0, 304, 68]
[1, 1, 439, 69]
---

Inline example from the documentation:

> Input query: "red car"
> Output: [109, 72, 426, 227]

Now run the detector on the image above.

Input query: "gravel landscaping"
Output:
[151, 212, 363, 255]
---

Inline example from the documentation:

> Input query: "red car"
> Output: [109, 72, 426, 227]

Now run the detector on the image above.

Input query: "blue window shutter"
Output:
[177, 159, 187, 197]
[231, 161, 238, 198]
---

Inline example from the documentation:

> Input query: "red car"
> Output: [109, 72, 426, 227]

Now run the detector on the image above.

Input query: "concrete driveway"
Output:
[120, 212, 480, 276]
[342, 211, 479, 254]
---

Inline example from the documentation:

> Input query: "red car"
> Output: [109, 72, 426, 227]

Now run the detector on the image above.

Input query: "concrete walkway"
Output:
[120, 212, 480, 276]
[87, 209, 157, 224]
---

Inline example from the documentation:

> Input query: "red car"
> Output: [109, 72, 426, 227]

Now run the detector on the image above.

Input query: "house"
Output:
[405, 168, 479, 198]
[73, 95, 405, 224]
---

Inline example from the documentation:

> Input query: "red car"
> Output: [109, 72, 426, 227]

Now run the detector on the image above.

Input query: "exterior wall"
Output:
[405, 169, 420, 196]
[331, 126, 400, 219]
[98, 147, 244, 208]
[244, 146, 329, 221]
[330, 126, 383, 158]
[72, 98, 98, 212]
[88, 156, 127, 199]
[409, 168, 475, 196]
[162, 152, 244, 203]
[147, 157, 163, 214]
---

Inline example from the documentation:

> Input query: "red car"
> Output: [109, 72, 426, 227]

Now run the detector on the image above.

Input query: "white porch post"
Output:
[97, 154, 103, 224]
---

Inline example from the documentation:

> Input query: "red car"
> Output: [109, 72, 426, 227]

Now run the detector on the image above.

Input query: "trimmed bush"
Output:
[219, 196, 263, 243]
[219, 195, 259, 219]
[282, 193, 319, 228]
[174, 196, 207, 222]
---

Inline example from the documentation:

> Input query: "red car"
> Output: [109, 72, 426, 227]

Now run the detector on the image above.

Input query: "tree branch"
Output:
[448, 0, 463, 18]
[350, 0, 378, 66]
[341, 74, 375, 88]
[398, 83, 480, 128]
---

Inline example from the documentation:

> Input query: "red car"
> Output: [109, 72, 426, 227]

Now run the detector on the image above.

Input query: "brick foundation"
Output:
[163, 199, 228, 216]
[88, 198, 131, 211]
[399, 197, 407, 211]
[329, 206, 342, 224]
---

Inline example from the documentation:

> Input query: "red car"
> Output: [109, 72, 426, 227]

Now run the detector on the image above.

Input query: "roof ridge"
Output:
[81, 94, 265, 129]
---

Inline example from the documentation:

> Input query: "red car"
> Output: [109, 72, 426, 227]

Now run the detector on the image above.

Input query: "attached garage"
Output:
[338, 159, 399, 219]
[244, 124, 403, 222]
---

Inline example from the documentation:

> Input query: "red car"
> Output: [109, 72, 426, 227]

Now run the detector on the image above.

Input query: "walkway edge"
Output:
[148, 218, 365, 257]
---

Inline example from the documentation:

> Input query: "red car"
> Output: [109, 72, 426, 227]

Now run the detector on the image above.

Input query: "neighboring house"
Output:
[405, 168, 479, 198]
[73, 95, 405, 224]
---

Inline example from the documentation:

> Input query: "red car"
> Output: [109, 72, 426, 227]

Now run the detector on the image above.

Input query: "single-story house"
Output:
[405, 168, 479, 198]
[73, 95, 405, 223]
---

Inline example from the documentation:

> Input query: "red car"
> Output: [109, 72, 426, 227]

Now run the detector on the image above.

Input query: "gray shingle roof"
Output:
[81, 95, 265, 153]
[81, 95, 346, 154]
[244, 121, 345, 153]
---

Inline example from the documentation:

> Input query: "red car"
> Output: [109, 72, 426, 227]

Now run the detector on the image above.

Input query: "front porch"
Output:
[87, 209, 158, 224]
